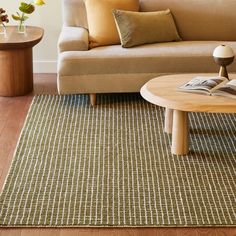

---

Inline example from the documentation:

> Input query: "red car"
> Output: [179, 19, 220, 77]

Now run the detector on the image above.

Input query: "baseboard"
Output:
[33, 61, 57, 73]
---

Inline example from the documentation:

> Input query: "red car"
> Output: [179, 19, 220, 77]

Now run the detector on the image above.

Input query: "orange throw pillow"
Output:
[84, 0, 139, 48]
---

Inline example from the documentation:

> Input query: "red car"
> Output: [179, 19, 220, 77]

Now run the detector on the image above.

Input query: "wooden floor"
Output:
[0, 74, 235, 236]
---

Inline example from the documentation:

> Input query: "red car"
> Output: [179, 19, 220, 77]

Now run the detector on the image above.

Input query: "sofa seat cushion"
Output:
[58, 41, 236, 76]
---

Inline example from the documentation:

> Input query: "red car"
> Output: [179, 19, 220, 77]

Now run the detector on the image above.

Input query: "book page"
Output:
[213, 79, 236, 98]
[227, 79, 236, 87]
[178, 76, 225, 93]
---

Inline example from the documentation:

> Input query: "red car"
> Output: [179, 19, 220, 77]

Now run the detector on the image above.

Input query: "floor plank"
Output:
[0, 99, 12, 135]
[0, 73, 235, 236]
[176, 227, 198, 236]
[59, 228, 79, 236]
[20, 229, 40, 236]
[0, 97, 32, 189]
[0, 229, 21, 236]
[38, 229, 61, 236]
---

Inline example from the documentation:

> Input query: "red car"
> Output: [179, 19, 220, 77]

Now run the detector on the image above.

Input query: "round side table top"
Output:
[0, 26, 44, 50]
[140, 73, 236, 113]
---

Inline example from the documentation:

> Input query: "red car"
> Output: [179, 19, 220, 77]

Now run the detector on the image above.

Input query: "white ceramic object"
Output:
[213, 45, 234, 58]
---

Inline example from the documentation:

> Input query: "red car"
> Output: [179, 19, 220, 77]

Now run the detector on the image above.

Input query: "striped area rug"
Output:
[0, 94, 235, 227]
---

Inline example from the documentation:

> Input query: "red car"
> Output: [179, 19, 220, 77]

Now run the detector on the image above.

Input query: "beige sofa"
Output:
[57, 0, 236, 105]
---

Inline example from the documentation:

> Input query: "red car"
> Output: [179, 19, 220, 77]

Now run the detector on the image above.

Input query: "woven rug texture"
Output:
[0, 94, 235, 227]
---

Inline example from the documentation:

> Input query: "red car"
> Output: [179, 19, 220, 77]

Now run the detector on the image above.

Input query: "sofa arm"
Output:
[58, 26, 89, 52]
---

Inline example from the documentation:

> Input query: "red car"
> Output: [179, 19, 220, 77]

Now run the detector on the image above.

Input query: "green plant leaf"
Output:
[22, 15, 29, 21]
[19, 2, 35, 14]
[12, 12, 28, 22]
[12, 14, 21, 21]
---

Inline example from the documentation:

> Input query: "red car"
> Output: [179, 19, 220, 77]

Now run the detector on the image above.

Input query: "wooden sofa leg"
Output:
[90, 93, 96, 106]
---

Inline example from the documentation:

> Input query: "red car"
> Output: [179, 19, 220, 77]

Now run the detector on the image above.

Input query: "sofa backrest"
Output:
[62, 0, 236, 41]
[140, 0, 236, 41]
[62, 0, 88, 28]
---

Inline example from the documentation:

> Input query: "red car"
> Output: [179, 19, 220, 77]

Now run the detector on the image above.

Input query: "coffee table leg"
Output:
[164, 108, 173, 134]
[171, 110, 189, 155]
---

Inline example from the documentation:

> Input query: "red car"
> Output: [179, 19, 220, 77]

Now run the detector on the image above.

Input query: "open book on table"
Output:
[177, 76, 236, 99]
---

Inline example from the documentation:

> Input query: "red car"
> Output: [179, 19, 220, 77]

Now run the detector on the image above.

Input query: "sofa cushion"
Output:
[58, 41, 236, 76]
[113, 9, 181, 48]
[139, 0, 236, 41]
[84, 0, 139, 48]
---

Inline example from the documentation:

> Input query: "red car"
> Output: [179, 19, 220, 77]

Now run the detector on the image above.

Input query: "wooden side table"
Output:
[0, 26, 43, 96]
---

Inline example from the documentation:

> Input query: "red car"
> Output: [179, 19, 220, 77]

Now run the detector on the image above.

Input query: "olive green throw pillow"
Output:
[112, 9, 182, 48]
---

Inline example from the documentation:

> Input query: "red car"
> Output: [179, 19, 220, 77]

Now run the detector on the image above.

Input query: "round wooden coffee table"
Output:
[140, 73, 236, 155]
[0, 26, 43, 96]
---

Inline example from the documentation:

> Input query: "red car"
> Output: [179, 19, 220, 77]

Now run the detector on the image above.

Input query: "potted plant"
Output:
[12, 0, 45, 33]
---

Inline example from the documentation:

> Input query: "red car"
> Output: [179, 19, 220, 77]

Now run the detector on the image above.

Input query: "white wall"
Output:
[1, 0, 62, 73]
